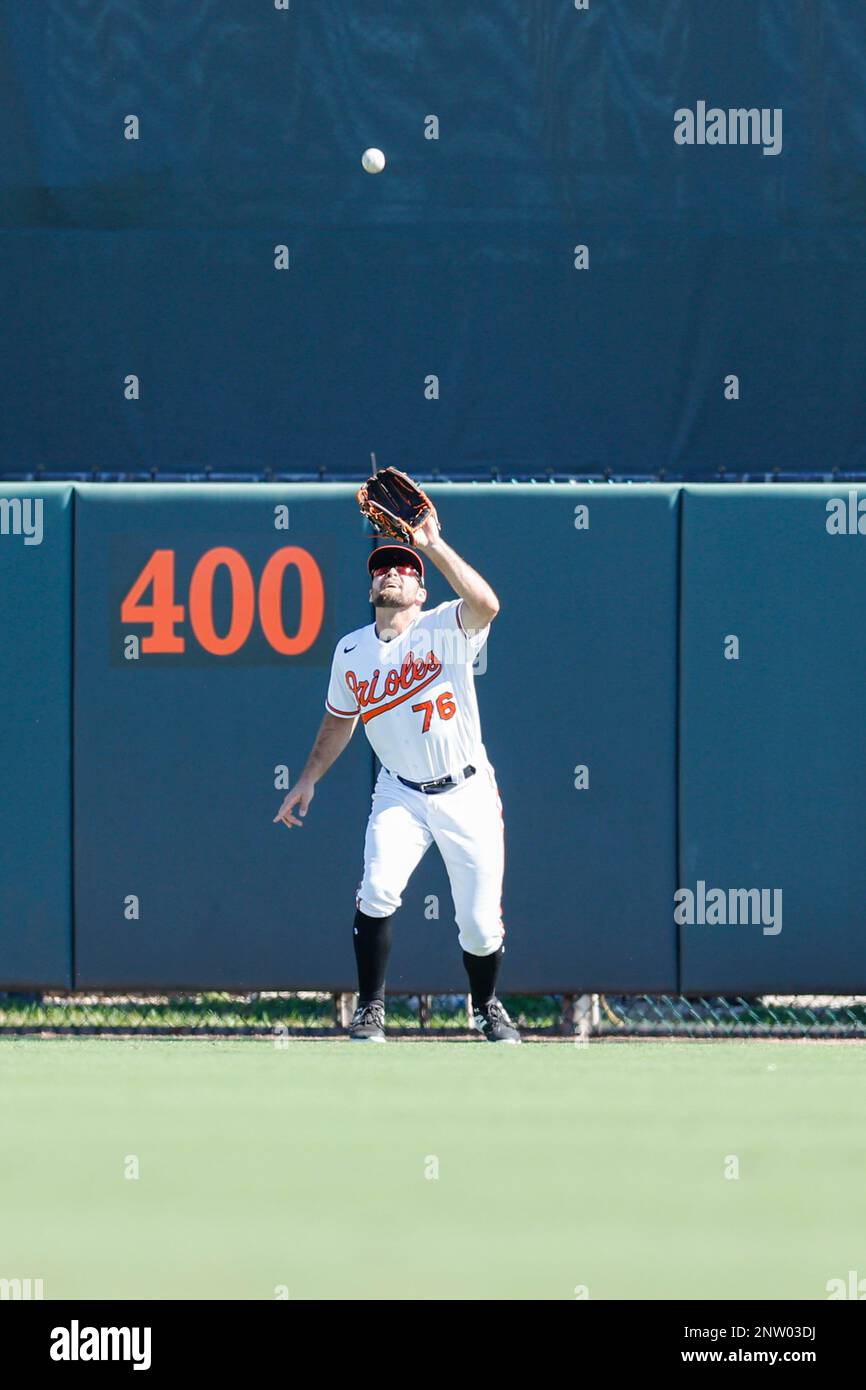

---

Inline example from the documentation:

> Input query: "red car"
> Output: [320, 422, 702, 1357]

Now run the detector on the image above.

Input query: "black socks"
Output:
[462, 945, 504, 1010]
[353, 916, 504, 1010]
[352, 908, 393, 1003]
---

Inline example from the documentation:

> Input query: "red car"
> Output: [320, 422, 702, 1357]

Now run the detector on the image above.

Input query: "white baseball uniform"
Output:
[325, 598, 505, 955]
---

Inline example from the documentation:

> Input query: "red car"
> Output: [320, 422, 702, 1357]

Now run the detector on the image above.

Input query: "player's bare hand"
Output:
[413, 513, 441, 549]
[273, 779, 315, 828]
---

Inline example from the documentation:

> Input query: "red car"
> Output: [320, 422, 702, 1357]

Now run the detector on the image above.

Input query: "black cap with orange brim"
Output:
[367, 544, 425, 583]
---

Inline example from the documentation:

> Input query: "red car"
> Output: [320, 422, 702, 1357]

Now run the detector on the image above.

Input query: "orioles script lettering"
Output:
[346, 649, 442, 708]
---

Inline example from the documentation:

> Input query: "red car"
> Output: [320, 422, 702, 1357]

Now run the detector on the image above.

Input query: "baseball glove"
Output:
[356, 467, 439, 544]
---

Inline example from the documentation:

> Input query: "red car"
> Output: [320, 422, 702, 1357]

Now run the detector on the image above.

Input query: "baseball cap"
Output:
[367, 544, 425, 582]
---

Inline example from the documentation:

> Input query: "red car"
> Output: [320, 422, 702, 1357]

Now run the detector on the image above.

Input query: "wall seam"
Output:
[674, 484, 685, 997]
[69, 484, 77, 990]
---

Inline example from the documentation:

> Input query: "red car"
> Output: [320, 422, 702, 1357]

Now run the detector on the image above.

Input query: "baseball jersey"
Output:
[325, 599, 490, 783]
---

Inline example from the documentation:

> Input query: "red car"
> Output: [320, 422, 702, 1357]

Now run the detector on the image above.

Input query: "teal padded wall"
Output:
[680, 485, 866, 993]
[71, 483, 679, 992]
[0, 484, 72, 988]
[390, 485, 680, 992]
[5, 480, 866, 995]
[73, 484, 372, 989]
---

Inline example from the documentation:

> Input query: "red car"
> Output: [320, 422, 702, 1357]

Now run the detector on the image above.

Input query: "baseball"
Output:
[362, 147, 386, 174]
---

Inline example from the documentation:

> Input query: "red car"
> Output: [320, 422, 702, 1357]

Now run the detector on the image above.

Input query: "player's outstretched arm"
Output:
[413, 518, 500, 634]
[273, 711, 359, 828]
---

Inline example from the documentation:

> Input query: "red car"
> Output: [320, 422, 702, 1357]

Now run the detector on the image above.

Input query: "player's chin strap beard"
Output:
[374, 606, 407, 642]
[370, 592, 421, 612]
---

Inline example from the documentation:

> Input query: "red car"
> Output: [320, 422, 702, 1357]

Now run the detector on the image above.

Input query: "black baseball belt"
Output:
[392, 765, 476, 795]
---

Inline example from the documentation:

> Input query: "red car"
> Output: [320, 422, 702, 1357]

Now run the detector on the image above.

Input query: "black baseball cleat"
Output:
[348, 1000, 386, 1042]
[473, 997, 521, 1044]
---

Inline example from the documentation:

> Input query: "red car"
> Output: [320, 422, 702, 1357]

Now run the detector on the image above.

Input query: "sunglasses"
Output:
[371, 565, 419, 579]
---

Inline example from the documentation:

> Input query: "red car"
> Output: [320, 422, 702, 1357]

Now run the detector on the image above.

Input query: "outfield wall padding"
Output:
[679, 485, 866, 994]
[0, 485, 73, 988]
[70, 484, 679, 992]
[397, 485, 680, 993]
[72, 485, 371, 989]
[4, 482, 866, 994]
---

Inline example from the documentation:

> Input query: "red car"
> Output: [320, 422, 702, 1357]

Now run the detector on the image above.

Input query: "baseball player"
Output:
[274, 513, 520, 1043]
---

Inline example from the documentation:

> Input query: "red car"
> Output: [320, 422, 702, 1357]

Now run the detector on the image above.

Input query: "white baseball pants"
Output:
[356, 763, 506, 956]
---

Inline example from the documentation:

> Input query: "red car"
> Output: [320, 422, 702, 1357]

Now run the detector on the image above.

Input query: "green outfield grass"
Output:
[0, 1037, 863, 1300]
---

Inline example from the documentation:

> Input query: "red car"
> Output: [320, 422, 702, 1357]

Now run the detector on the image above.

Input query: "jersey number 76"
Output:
[411, 690, 457, 733]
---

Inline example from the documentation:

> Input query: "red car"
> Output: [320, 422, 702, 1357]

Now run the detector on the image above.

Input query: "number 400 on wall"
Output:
[120, 547, 325, 656]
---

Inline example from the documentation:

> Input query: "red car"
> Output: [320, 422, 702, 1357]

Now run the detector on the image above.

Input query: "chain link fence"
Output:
[1, 992, 864, 1039]
[592, 995, 866, 1039]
